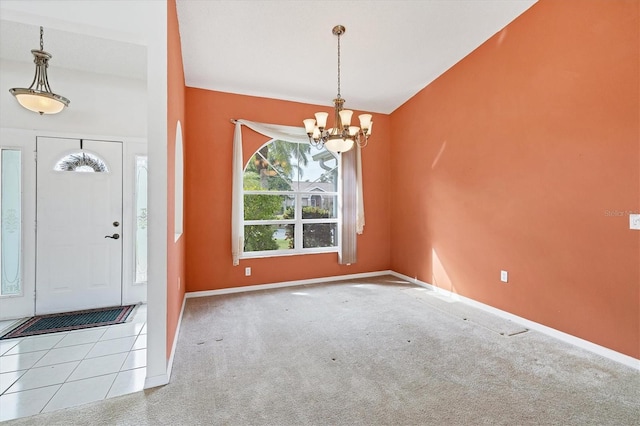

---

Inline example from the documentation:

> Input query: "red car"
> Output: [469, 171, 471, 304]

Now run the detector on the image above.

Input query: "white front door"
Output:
[36, 137, 123, 315]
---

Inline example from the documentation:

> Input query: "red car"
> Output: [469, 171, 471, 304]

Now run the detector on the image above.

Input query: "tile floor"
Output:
[0, 304, 147, 422]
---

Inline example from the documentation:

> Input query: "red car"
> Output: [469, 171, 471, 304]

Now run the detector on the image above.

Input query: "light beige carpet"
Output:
[6, 275, 639, 425]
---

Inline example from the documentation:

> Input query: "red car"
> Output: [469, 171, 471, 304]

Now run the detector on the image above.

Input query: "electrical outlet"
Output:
[500, 270, 508, 283]
[630, 214, 640, 230]
[245, 267, 251, 276]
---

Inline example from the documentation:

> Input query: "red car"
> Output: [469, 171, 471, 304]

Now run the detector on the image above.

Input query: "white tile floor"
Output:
[0, 305, 147, 422]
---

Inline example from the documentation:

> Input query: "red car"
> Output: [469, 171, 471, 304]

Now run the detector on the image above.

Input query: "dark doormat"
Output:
[0, 304, 138, 340]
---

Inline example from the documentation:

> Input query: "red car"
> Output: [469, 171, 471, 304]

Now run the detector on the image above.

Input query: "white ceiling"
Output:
[176, 0, 537, 113]
[0, 0, 537, 114]
[0, 0, 150, 81]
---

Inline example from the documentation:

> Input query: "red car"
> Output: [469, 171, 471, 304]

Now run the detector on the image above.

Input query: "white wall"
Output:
[0, 59, 147, 137]
[144, 0, 169, 388]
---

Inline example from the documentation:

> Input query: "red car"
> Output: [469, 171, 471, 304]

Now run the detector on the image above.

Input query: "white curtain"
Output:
[340, 148, 357, 264]
[356, 145, 365, 234]
[231, 122, 244, 266]
[234, 119, 309, 144]
[231, 119, 365, 265]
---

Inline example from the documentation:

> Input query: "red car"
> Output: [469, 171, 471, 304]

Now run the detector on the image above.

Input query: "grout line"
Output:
[39, 382, 64, 415]
[0, 369, 28, 396]
[2, 361, 79, 395]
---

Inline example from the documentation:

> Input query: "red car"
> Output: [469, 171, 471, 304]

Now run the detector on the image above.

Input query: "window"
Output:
[54, 152, 109, 173]
[174, 121, 184, 240]
[243, 140, 339, 256]
[1, 149, 21, 296]
[135, 156, 148, 283]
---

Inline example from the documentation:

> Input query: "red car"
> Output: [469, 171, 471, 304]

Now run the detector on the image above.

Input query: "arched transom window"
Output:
[243, 139, 339, 256]
[54, 152, 109, 173]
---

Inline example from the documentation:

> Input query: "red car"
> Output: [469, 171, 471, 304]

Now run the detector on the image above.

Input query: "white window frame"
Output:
[241, 140, 340, 259]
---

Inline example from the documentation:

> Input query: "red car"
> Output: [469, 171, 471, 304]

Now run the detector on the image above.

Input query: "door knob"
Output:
[113, 221, 120, 227]
[105, 234, 120, 239]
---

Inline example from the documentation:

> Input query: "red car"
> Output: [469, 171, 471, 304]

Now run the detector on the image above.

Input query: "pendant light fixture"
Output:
[303, 25, 372, 153]
[9, 26, 70, 115]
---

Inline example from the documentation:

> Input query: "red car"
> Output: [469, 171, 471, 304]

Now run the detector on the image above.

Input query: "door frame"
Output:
[35, 137, 124, 315]
[0, 128, 147, 320]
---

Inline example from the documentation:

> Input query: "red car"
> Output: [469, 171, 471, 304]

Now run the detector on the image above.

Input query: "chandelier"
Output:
[303, 25, 372, 153]
[9, 26, 70, 115]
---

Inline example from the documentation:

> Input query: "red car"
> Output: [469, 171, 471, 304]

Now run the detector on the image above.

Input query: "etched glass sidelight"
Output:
[135, 156, 148, 283]
[1, 149, 21, 296]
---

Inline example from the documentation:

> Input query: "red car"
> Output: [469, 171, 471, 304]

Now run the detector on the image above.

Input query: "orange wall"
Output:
[166, 0, 186, 358]
[390, 0, 639, 357]
[185, 89, 391, 291]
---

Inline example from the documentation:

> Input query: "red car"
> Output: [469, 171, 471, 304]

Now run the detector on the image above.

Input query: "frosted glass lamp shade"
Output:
[339, 109, 353, 127]
[325, 138, 354, 153]
[315, 112, 329, 129]
[303, 119, 317, 134]
[358, 114, 372, 131]
[11, 89, 68, 114]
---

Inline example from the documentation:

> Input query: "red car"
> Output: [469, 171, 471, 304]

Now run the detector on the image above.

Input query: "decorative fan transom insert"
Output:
[54, 152, 109, 173]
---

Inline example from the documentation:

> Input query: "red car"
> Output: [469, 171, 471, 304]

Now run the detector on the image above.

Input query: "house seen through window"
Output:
[243, 139, 339, 256]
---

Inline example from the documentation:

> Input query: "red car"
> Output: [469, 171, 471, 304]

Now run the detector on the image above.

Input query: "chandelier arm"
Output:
[356, 134, 369, 149]
[308, 135, 322, 149]
[26, 64, 39, 90]
[40, 62, 53, 92]
[34, 62, 45, 92]
[334, 103, 341, 137]
[36, 62, 45, 91]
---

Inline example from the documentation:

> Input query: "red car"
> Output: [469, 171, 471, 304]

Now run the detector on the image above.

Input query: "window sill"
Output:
[241, 248, 338, 260]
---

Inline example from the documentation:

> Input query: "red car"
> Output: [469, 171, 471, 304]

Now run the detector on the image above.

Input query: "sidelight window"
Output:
[0, 149, 22, 296]
[135, 156, 148, 284]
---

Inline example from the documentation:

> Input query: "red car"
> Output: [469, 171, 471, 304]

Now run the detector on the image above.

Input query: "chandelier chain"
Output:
[336, 31, 341, 98]
[40, 26, 44, 51]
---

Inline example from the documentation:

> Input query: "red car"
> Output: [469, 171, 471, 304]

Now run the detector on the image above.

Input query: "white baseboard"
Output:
[166, 293, 187, 382]
[144, 373, 169, 389]
[390, 271, 640, 371]
[186, 270, 393, 299]
[145, 292, 187, 389]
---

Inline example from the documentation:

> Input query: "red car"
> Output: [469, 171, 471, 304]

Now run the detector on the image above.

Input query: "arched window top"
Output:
[54, 152, 109, 173]
[243, 139, 338, 192]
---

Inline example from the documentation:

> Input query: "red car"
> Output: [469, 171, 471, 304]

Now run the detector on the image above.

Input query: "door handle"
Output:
[105, 234, 120, 240]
